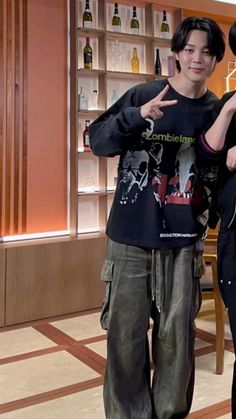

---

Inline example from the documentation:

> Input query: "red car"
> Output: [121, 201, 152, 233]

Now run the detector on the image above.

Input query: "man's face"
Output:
[175, 30, 216, 84]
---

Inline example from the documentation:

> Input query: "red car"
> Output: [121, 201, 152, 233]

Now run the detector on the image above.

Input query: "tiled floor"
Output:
[0, 301, 234, 419]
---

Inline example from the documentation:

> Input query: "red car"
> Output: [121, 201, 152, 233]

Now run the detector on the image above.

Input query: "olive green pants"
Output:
[100, 239, 200, 419]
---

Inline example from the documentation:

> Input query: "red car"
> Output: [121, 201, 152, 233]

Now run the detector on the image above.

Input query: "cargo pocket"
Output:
[100, 260, 114, 330]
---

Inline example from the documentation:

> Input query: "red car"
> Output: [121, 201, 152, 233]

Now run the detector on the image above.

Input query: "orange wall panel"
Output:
[27, 0, 68, 233]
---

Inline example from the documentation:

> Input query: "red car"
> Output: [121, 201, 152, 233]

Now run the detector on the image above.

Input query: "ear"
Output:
[174, 51, 179, 61]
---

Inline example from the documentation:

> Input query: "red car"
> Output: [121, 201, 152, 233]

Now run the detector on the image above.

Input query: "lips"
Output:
[190, 67, 204, 72]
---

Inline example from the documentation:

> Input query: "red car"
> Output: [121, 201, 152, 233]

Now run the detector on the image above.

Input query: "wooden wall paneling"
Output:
[14, 0, 20, 233]
[5, 237, 106, 325]
[22, 0, 28, 232]
[5, 0, 13, 235]
[69, 0, 78, 237]
[1, 0, 27, 236]
[0, 248, 6, 326]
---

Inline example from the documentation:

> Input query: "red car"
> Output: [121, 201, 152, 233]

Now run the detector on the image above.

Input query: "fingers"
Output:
[226, 146, 236, 171]
[159, 99, 178, 108]
[154, 85, 177, 108]
[155, 84, 170, 101]
[140, 84, 177, 120]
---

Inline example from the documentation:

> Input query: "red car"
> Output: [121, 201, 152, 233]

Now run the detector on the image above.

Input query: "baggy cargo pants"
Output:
[100, 238, 201, 419]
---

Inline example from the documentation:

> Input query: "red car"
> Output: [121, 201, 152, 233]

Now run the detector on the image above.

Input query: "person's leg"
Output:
[218, 229, 236, 417]
[101, 239, 153, 419]
[151, 245, 200, 419]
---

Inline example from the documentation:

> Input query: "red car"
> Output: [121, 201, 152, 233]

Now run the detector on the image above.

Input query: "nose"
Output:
[192, 50, 203, 63]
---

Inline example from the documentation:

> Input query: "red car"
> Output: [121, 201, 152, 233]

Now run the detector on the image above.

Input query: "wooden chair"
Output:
[199, 252, 226, 374]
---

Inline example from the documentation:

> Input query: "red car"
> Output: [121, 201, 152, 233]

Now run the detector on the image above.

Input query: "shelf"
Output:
[78, 109, 105, 115]
[106, 30, 154, 43]
[77, 27, 106, 37]
[77, 68, 106, 76]
[72, 0, 181, 237]
[78, 190, 106, 196]
[77, 227, 100, 234]
[107, 70, 155, 80]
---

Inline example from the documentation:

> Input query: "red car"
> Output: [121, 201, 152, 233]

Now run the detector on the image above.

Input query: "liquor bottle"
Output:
[112, 3, 121, 32]
[112, 39, 122, 71]
[111, 89, 119, 105]
[83, 37, 93, 69]
[90, 89, 98, 109]
[83, 0, 92, 28]
[83, 120, 91, 151]
[130, 6, 139, 35]
[131, 47, 139, 73]
[154, 48, 162, 75]
[78, 86, 88, 109]
[160, 10, 170, 39]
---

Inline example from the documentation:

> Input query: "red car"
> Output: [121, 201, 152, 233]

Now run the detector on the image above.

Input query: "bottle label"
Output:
[84, 134, 90, 147]
[112, 25, 121, 32]
[130, 28, 139, 35]
[84, 52, 92, 66]
[160, 32, 170, 39]
[83, 21, 92, 28]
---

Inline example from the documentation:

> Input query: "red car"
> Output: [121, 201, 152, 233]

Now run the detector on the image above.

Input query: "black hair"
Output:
[229, 22, 236, 56]
[171, 17, 225, 72]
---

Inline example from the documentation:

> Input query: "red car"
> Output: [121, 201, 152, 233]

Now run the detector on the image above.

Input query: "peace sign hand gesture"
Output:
[140, 85, 177, 120]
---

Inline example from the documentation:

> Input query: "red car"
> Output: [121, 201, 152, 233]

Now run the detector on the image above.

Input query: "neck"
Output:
[168, 74, 207, 98]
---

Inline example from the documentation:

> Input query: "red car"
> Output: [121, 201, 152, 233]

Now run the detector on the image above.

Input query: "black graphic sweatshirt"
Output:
[89, 79, 217, 249]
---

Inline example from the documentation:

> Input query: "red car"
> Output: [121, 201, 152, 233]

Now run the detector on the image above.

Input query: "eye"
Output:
[202, 49, 211, 55]
[184, 47, 194, 54]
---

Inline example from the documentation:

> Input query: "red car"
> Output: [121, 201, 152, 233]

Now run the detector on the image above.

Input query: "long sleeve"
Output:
[89, 86, 148, 157]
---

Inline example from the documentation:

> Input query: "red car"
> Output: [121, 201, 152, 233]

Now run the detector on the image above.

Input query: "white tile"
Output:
[1, 386, 105, 419]
[86, 340, 107, 358]
[196, 314, 232, 340]
[52, 313, 103, 340]
[0, 328, 55, 358]
[191, 350, 234, 412]
[0, 351, 99, 404]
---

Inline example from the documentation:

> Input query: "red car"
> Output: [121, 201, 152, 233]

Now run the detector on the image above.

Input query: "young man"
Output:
[89, 17, 225, 419]
[197, 21, 236, 418]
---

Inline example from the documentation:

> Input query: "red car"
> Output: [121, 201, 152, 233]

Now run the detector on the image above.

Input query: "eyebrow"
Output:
[185, 43, 209, 48]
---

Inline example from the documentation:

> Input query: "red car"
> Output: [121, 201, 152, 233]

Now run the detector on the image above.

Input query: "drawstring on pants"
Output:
[151, 249, 162, 312]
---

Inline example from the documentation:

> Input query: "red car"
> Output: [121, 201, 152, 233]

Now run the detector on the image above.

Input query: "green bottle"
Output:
[83, 0, 92, 28]
[160, 10, 170, 39]
[83, 37, 93, 69]
[112, 3, 121, 32]
[130, 6, 139, 35]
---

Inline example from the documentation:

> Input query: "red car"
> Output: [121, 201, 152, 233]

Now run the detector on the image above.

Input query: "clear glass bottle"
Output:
[160, 11, 170, 39]
[112, 39, 122, 71]
[90, 89, 98, 109]
[130, 6, 139, 35]
[131, 47, 139, 74]
[111, 89, 119, 105]
[83, 120, 91, 151]
[83, 37, 93, 69]
[83, 0, 92, 28]
[79, 86, 88, 109]
[154, 48, 162, 75]
[112, 3, 121, 32]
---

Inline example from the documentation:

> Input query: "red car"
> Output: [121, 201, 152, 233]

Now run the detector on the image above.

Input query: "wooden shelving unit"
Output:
[70, 0, 182, 236]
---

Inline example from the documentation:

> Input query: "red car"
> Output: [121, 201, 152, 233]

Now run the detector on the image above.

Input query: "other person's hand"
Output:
[226, 145, 236, 171]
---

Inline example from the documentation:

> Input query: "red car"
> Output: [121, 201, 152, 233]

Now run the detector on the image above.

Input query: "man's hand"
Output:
[226, 145, 236, 171]
[140, 85, 178, 120]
